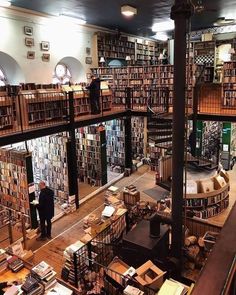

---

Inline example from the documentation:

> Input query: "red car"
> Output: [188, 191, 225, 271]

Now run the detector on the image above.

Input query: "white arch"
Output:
[0, 51, 25, 84]
[54, 56, 86, 83]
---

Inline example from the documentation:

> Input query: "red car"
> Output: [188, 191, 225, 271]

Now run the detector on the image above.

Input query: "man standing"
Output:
[86, 75, 101, 114]
[36, 181, 54, 241]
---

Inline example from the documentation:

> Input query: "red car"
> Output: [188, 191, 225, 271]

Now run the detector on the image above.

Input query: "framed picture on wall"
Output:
[24, 26, 33, 36]
[42, 53, 50, 62]
[40, 41, 50, 51]
[27, 51, 35, 59]
[85, 57, 92, 64]
[25, 37, 34, 47]
[86, 47, 91, 55]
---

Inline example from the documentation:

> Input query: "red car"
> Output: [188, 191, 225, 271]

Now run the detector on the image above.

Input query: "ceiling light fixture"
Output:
[152, 20, 174, 32]
[154, 32, 168, 41]
[0, 0, 11, 7]
[213, 17, 235, 26]
[59, 14, 86, 25]
[121, 5, 137, 17]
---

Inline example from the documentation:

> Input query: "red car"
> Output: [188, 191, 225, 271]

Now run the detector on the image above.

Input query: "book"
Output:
[31, 261, 53, 279]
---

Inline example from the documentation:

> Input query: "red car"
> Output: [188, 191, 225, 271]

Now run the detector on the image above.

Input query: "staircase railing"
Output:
[147, 86, 170, 116]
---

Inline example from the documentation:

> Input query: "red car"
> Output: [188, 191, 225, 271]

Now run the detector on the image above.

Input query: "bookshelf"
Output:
[0, 147, 37, 229]
[76, 125, 107, 186]
[185, 170, 229, 219]
[148, 144, 162, 171]
[97, 32, 135, 62]
[106, 119, 125, 172]
[131, 116, 146, 160]
[0, 91, 16, 132]
[73, 89, 90, 117]
[222, 61, 236, 108]
[27, 133, 69, 204]
[19, 89, 67, 127]
[100, 89, 113, 112]
[90, 65, 197, 109]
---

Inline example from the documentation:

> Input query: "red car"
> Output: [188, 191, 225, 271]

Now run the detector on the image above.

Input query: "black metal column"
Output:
[170, 0, 191, 267]
[124, 116, 133, 171]
[191, 86, 199, 156]
[67, 91, 79, 209]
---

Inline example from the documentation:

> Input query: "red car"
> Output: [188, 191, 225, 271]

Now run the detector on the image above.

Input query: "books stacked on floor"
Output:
[31, 261, 57, 291]
[123, 285, 144, 295]
[46, 282, 73, 295]
[21, 275, 44, 295]
[0, 248, 7, 273]
[7, 255, 24, 272]
[158, 278, 189, 295]
[3, 284, 20, 295]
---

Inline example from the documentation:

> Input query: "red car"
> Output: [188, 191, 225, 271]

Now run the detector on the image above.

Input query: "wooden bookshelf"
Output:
[131, 116, 145, 160]
[222, 61, 236, 108]
[90, 64, 198, 109]
[0, 147, 37, 229]
[19, 89, 67, 127]
[148, 145, 162, 171]
[185, 170, 230, 219]
[73, 90, 90, 117]
[100, 89, 113, 111]
[76, 125, 107, 186]
[97, 32, 135, 62]
[106, 119, 125, 172]
[27, 133, 69, 204]
[0, 91, 15, 132]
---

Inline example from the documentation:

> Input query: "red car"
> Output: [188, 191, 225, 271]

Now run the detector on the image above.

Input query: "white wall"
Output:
[0, 8, 98, 84]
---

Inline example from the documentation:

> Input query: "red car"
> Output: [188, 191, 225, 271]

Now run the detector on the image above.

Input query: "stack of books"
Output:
[21, 276, 43, 295]
[31, 261, 57, 291]
[0, 248, 7, 273]
[7, 255, 24, 272]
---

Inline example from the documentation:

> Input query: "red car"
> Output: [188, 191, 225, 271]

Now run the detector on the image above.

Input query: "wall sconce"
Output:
[99, 56, 105, 67]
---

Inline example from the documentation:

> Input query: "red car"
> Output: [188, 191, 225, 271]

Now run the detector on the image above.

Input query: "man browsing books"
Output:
[36, 181, 54, 241]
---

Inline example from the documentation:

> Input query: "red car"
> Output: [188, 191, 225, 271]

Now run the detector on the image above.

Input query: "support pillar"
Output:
[124, 116, 133, 171]
[170, 0, 191, 269]
[67, 91, 79, 209]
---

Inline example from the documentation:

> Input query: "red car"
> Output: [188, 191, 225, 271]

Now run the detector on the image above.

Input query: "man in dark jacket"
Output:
[36, 181, 54, 241]
[87, 75, 101, 114]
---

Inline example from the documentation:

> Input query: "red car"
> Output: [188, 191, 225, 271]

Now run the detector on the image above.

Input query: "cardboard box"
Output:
[135, 260, 166, 291]
[107, 257, 130, 286]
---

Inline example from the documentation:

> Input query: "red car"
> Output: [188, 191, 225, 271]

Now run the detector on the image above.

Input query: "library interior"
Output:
[0, 0, 236, 294]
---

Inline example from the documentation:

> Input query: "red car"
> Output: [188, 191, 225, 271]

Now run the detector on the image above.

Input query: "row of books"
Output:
[193, 196, 229, 219]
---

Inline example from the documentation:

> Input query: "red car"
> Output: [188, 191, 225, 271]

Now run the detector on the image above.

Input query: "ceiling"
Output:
[10, 0, 236, 37]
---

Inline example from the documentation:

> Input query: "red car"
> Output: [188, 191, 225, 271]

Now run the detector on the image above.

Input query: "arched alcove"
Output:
[108, 59, 125, 67]
[53, 56, 86, 83]
[0, 52, 25, 84]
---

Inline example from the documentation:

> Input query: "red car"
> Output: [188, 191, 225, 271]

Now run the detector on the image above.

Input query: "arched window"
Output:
[0, 67, 7, 86]
[52, 63, 72, 84]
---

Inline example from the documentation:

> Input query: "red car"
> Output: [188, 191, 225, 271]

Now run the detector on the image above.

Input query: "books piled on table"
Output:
[21, 276, 43, 295]
[0, 248, 7, 273]
[123, 285, 144, 295]
[31, 261, 57, 291]
[3, 284, 20, 295]
[7, 255, 24, 272]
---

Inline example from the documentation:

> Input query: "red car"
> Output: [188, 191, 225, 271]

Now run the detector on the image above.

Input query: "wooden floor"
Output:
[1, 164, 235, 280]
[29, 165, 153, 274]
